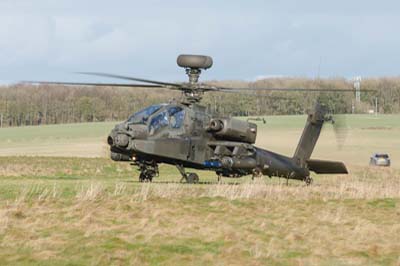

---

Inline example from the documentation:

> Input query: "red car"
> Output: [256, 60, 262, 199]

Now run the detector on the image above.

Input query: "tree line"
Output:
[0, 77, 399, 127]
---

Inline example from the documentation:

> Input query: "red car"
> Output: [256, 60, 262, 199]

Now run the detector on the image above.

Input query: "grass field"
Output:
[0, 115, 399, 265]
[0, 114, 399, 168]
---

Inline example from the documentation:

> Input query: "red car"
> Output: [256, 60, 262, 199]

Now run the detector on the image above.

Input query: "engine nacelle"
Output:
[207, 118, 257, 144]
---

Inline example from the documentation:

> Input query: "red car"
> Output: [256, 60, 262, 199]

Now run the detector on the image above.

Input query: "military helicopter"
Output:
[30, 54, 355, 184]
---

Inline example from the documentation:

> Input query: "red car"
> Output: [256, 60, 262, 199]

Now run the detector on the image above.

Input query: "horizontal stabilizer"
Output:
[307, 159, 348, 174]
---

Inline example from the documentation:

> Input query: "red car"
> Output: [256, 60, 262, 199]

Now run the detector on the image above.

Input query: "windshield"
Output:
[148, 106, 186, 135]
[376, 154, 389, 159]
[127, 104, 164, 124]
[149, 110, 169, 135]
[168, 106, 185, 129]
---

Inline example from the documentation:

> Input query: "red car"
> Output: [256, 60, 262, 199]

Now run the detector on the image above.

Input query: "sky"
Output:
[0, 0, 400, 84]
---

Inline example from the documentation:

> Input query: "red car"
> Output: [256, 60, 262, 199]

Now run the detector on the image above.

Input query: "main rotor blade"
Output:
[77, 72, 182, 87]
[205, 82, 377, 92]
[23, 81, 165, 88]
[217, 87, 373, 92]
[211, 89, 295, 99]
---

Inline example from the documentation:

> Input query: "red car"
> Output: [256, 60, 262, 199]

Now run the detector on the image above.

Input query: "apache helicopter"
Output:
[30, 54, 354, 184]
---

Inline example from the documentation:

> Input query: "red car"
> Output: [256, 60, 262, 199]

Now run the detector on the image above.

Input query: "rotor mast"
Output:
[177, 54, 213, 103]
[186, 68, 201, 84]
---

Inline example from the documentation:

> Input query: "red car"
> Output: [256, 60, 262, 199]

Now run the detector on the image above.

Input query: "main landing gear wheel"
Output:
[139, 172, 153, 182]
[176, 165, 199, 184]
[186, 173, 199, 184]
[304, 176, 313, 186]
[138, 161, 158, 182]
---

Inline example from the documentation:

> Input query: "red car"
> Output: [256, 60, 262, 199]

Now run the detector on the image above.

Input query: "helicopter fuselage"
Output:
[108, 102, 318, 182]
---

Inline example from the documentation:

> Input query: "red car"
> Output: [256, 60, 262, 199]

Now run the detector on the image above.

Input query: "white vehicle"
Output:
[369, 153, 391, 167]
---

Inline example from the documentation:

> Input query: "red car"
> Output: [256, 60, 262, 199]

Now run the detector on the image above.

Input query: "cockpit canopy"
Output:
[127, 104, 165, 124]
[127, 104, 186, 135]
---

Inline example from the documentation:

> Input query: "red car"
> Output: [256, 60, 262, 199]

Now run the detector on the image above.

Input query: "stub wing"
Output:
[307, 159, 348, 174]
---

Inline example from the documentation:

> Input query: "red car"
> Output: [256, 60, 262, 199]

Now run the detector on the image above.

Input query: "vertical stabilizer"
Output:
[293, 103, 327, 167]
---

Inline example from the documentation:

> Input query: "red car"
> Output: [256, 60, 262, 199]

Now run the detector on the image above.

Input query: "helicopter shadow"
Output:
[123, 179, 242, 185]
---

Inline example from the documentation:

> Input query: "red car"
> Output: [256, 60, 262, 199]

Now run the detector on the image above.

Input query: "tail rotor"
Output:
[319, 102, 348, 150]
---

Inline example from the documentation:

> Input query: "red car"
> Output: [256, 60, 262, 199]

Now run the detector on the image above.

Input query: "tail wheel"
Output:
[186, 173, 199, 184]
[252, 168, 262, 180]
[304, 176, 313, 186]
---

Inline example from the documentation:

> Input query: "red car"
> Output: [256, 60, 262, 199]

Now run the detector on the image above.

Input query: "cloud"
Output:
[1, 0, 400, 83]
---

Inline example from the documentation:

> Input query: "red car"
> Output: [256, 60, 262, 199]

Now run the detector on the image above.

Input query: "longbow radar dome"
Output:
[177, 54, 213, 70]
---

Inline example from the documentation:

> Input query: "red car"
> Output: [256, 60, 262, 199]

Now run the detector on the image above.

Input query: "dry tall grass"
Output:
[1, 177, 399, 266]
[0, 159, 399, 265]
[8, 168, 399, 204]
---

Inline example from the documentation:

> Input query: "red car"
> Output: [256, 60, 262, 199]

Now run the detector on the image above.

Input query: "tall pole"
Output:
[354, 76, 361, 104]
[375, 97, 378, 116]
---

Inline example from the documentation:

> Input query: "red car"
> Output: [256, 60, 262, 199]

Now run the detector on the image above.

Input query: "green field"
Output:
[0, 115, 399, 265]
[1, 114, 399, 168]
